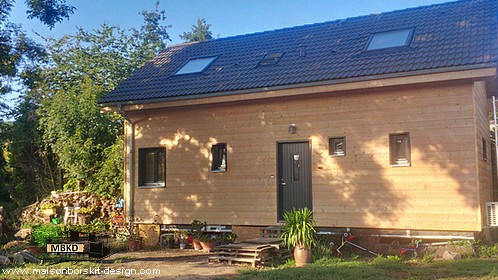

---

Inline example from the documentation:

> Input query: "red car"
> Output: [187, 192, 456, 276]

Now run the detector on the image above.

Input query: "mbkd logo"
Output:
[47, 244, 85, 253]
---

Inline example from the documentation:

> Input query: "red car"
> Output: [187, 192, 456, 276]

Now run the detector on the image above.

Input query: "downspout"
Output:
[117, 104, 134, 224]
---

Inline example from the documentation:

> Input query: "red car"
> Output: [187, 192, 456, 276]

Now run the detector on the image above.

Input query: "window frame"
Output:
[138, 147, 166, 188]
[389, 133, 411, 167]
[329, 136, 346, 157]
[365, 28, 414, 52]
[258, 52, 285, 66]
[211, 143, 227, 173]
[483, 137, 488, 161]
[174, 56, 217, 75]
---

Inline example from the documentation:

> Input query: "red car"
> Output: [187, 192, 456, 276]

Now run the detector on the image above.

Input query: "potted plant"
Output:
[125, 223, 143, 251]
[220, 232, 237, 245]
[161, 234, 175, 249]
[40, 203, 59, 215]
[175, 230, 189, 249]
[30, 224, 62, 255]
[190, 220, 206, 251]
[281, 207, 316, 267]
[75, 207, 94, 225]
[200, 234, 219, 252]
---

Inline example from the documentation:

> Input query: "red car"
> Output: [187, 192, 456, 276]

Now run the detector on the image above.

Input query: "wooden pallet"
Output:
[209, 243, 276, 267]
[208, 238, 290, 267]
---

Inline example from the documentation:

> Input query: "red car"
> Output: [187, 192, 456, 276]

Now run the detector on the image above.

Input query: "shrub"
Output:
[477, 243, 498, 258]
[31, 224, 61, 248]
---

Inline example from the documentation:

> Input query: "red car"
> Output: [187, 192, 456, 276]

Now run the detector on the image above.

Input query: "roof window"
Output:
[366, 29, 413, 51]
[175, 56, 217, 75]
[259, 52, 284, 66]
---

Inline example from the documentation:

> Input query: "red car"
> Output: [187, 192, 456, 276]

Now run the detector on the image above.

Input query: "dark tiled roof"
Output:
[100, 0, 498, 104]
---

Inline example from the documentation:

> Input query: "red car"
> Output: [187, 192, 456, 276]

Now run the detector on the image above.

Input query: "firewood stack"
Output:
[16, 191, 123, 226]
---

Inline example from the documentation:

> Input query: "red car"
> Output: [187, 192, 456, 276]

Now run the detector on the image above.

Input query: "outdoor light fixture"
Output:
[288, 123, 297, 134]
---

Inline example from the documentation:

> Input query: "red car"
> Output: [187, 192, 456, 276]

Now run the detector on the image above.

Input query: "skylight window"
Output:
[366, 29, 413, 51]
[259, 52, 284, 66]
[175, 56, 217, 75]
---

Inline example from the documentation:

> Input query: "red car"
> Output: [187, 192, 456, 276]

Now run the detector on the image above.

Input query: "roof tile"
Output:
[101, 0, 498, 104]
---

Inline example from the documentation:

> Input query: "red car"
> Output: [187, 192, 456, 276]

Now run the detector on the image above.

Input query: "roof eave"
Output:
[100, 63, 498, 109]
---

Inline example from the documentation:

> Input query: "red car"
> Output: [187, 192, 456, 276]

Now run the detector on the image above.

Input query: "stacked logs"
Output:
[17, 191, 123, 226]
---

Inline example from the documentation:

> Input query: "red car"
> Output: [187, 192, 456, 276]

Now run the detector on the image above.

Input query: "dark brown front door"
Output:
[277, 141, 312, 221]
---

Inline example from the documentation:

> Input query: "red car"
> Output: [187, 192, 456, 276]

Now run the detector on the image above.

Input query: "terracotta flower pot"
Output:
[200, 241, 217, 252]
[128, 240, 142, 251]
[294, 245, 312, 267]
[192, 239, 202, 251]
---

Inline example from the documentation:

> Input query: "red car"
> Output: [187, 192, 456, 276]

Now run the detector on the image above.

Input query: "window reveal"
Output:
[329, 137, 346, 157]
[138, 148, 166, 187]
[211, 143, 227, 172]
[390, 133, 411, 166]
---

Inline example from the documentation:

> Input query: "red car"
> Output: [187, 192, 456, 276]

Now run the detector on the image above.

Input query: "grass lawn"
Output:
[237, 256, 498, 280]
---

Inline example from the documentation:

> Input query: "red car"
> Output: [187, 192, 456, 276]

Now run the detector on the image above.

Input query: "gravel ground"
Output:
[94, 249, 246, 279]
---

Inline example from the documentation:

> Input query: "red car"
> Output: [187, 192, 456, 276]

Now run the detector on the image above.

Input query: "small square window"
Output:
[329, 137, 346, 157]
[390, 133, 411, 166]
[366, 29, 413, 51]
[211, 143, 227, 172]
[174, 56, 217, 75]
[138, 148, 166, 187]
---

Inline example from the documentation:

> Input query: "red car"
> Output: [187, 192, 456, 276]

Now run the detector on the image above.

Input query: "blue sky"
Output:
[10, 0, 451, 46]
[4, 0, 452, 107]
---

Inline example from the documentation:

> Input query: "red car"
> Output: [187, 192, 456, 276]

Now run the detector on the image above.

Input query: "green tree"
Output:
[180, 17, 213, 42]
[38, 3, 170, 196]
[0, 0, 74, 111]
[25, 0, 75, 29]
[0, 0, 73, 208]
[5, 93, 61, 206]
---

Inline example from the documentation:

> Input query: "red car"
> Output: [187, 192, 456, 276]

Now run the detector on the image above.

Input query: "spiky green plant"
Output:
[281, 207, 316, 249]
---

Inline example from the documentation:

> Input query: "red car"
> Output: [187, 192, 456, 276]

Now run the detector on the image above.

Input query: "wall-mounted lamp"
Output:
[288, 123, 297, 134]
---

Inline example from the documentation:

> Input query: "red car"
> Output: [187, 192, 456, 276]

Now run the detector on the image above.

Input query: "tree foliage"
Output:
[180, 17, 213, 42]
[0, 0, 72, 209]
[0, 0, 72, 114]
[0, 1, 196, 209]
[25, 0, 75, 29]
[38, 3, 170, 196]
[5, 93, 61, 206]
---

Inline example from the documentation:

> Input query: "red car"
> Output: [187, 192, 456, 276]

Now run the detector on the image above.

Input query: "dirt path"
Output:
[94, 249, 246, 279]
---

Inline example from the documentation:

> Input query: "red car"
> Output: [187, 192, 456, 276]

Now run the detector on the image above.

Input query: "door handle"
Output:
[280, 179, 286, 186]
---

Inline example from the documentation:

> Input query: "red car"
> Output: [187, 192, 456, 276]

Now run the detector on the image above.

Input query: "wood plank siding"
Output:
[473, 81, 494, 227]
[123, 80, 491, 232]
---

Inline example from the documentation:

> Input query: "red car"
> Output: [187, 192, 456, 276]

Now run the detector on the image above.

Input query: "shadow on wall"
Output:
[127, 81, 484, 231]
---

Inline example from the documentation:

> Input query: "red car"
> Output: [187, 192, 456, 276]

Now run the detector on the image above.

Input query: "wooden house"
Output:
[100, 0, 498, 239]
